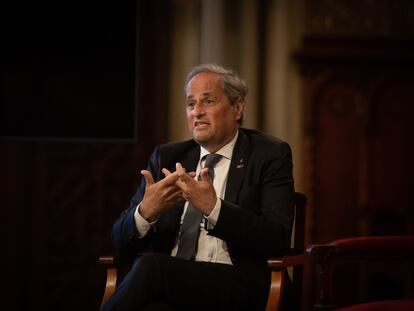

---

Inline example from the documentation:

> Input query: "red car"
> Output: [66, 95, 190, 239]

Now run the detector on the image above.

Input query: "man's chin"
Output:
[192, 132, 210, 144]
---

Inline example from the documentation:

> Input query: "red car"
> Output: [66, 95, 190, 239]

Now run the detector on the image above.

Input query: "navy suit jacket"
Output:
[112, 128, 295, 308]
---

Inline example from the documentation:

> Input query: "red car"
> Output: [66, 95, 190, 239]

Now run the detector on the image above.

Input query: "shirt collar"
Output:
[199, 131, 239, 161]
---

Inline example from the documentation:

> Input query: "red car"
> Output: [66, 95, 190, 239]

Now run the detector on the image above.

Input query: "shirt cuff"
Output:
[204, 198, 221, 230]
[134, 203, 157, 237]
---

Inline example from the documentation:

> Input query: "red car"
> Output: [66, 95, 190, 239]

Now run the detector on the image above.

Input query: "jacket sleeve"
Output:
[208, 141, 295, 257]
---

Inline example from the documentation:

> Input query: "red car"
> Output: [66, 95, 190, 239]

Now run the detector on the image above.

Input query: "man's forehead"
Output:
[186, 92, 215, 99]
[186, 73, 221, 97]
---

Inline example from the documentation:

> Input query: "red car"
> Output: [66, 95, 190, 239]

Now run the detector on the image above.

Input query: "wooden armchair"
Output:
[100, 192, 307, 311]
[307, 235, 414, 311]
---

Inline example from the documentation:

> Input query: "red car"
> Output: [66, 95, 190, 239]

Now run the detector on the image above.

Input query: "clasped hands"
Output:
[139, 163, 217, 222]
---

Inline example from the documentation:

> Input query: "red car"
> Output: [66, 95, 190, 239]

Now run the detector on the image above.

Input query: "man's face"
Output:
[185, 72, 244, 152]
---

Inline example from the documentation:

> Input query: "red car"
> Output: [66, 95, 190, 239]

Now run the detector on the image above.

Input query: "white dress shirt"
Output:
[134, 132, 238, 265]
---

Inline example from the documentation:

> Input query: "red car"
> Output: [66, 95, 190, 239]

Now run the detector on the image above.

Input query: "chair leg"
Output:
[100, 266, 118, 309]
[266, 270, 285, 311]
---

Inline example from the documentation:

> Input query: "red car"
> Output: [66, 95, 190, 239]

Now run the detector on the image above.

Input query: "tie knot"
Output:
[202, 153, 222, 180]
[204, 153, 222, 169]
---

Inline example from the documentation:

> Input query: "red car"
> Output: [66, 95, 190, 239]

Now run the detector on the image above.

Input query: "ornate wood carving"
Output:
[297, 33, 414, 309]
[306, 0, 414, 37]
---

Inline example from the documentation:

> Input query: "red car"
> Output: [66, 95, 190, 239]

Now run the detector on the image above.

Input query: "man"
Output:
[102, 64, 295, 311]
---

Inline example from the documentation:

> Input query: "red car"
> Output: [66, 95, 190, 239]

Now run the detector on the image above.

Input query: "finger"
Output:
[162, 169, 179, 186]
[175, 163, 194, 184]
[162, 168, 172, 176]
[175, 162, 186, 177]
[200, 168, 212, 183]
[176, 165, 196, 185]
[141, 170, 155, 188]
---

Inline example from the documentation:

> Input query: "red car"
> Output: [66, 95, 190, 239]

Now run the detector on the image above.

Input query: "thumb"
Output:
[141, 170, 155, 188]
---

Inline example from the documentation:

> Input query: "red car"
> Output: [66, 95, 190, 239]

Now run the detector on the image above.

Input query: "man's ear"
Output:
[234, 98, 245, 121]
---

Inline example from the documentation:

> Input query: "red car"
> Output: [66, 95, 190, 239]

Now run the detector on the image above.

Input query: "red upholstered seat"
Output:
[335, 299, 414, 311]
[332, 236, 414, 257]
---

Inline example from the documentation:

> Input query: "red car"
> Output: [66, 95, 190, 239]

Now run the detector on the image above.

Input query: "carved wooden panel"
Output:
[306, 0, 414, 37]
[313, 71, 367, 242]
[304, 70, 414, 243]
[297, 36, 414, 308]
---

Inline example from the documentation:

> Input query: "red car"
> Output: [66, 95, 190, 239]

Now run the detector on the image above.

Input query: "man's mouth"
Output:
[194, 121, 209, 128]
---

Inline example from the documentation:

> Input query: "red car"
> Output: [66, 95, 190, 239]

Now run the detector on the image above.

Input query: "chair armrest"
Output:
[99, 255, 116, 266]
[267, 254, 304, 269]
[266, 253, 305, 311]
[268, 247, 305, 268]
[307, 236, 414, 262]
[284, 253, 305, 267]
[99, 255, 119, 309]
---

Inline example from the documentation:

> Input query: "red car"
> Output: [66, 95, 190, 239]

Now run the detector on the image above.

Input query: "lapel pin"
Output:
[236, 159, 244, 169]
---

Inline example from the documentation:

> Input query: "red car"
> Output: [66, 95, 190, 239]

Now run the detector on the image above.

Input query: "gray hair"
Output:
[184, 64, 248, 104]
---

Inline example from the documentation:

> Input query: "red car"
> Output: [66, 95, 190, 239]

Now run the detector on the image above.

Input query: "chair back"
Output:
[293, 192, 307, 253]
[292, 192, 307, 309]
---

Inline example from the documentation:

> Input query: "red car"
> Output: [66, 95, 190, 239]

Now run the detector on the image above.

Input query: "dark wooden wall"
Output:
[299, 38, 414, 243]
[0, 1, 171, 310]
[298, 1, 414, 308]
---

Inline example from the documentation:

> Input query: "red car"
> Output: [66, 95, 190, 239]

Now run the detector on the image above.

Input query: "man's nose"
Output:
[192, 101, 205, 116]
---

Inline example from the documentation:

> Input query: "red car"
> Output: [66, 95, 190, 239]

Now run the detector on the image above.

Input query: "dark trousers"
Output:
[100, 253, 255, 311]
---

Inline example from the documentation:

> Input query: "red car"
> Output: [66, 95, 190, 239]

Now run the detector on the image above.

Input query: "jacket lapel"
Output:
[180, 143, 200, 173]
[224, 129, 250, 204]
